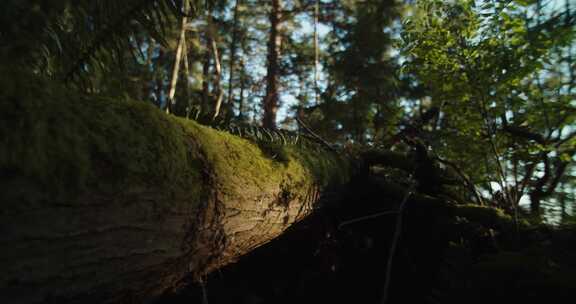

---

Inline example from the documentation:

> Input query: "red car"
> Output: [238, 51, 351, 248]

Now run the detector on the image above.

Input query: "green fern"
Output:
[1, 0, 204, 83]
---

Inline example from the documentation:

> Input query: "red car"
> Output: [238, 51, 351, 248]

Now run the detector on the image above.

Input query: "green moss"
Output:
[171, 118, 351, 214]
[287, 143, 351, 187]
[256, 141, 290, 164]
[0, 69, 350, 208]
[0, 70, 202, 204]
[452, 205, 521, 228]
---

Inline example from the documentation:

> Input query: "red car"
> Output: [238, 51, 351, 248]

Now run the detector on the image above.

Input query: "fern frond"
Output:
[61, 0, 183, 82]
[1, 0, 202, 84]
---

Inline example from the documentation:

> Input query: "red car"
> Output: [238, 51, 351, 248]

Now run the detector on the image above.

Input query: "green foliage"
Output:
[399, 0, 576, 222]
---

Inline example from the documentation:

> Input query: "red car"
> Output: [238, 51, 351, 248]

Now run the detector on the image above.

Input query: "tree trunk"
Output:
[201, 22, 212, 115]
[0, 74, 351, 304]
[263, 0, 283, 129]
[313, 0, 320, 105]
[238, 60, 246, 121]
[154, 48, 166, 108]
[166, 3, 189, 114]
[226, 0, 242, 111]
[145, 37, 156, 103]
[210, 38, 224, 119]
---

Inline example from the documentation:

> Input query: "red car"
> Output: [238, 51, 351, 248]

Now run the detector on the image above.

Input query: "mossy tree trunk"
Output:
[0, 75, 351, 303]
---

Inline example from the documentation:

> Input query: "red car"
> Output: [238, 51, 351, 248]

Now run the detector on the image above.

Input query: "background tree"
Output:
[296, 0, 403, 145]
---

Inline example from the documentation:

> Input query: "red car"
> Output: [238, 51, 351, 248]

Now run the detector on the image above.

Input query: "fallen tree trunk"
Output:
[0, 75, 351, 303]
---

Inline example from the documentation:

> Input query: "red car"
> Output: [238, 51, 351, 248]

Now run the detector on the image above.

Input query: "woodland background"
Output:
[4, 0, 574, 222]
[1, 0, 575, 303]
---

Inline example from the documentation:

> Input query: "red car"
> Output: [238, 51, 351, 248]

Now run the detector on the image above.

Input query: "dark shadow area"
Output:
[156, 177, 576, 304]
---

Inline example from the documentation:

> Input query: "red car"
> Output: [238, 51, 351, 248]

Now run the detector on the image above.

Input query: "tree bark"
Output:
[211, 38, 224, 119]
[226, 0, 242, 111]
[166, 2, 189, 114]
[201, 16, 212, 115]
[0, 75, 351, 303]
[263, 0, 283, 129]
[313, 0, 320, 105]
[238, 60, 246, 121]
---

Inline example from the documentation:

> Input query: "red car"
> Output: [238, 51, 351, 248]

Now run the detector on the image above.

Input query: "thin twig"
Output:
[200, 276, 209, 304]
[296, 117, 337, 152]
[338, 211, 399, 229]
[435, 156, 485, 206]
[381, 174, 416, 304]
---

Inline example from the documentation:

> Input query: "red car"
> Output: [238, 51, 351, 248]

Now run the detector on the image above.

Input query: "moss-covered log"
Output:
[0, 75, 351, 303]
